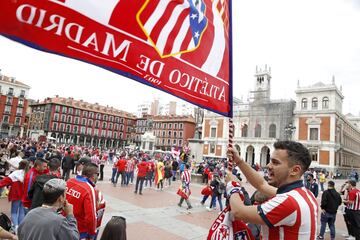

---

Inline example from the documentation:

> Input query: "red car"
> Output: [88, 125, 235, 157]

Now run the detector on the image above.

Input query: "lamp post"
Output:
[284, 123, 296, 140]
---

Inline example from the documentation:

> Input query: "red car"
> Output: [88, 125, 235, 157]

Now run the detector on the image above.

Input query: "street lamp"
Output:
[284, 123, 296, 140]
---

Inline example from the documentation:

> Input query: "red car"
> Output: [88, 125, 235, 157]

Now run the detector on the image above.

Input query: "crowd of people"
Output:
[0, 138, 199, 239]
[0, 138, 359, 240]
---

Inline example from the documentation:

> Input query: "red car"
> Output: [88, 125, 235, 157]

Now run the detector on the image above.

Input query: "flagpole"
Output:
[227, 117, 234, 171]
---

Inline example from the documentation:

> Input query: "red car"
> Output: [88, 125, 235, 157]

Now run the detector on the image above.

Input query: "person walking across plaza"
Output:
[319, 171, 327, 192]
[66, 163, 99, 240]
[155, 159, 164, 190]
[18, 178, 79, 240]
[115, 155, 126, 187]
[134, 158, 148, 195]
[125, 155, 135, 186]
[98, 153, 107, 181]
[317, 180, 342, 240]
[177, 164, 192, 210]
[226, 140, 318, 239]
[207, 173, 225, 212]
[343, 180, 360, 239]
[62, 149, 74, 181]
[305, 173, 319, 198]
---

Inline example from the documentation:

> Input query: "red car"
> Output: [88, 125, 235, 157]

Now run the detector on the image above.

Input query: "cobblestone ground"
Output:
[0, 166, 351, 240]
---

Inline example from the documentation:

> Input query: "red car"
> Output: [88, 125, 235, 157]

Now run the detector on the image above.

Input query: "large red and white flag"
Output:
[0, 0, 233, 116]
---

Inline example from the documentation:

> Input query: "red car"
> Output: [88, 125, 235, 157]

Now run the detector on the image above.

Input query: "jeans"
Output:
[179, 197, 192, 208]
[201, 195, 209, 204]
[135, 176, 145, 194]
[11, 200, 25, 227]
[210, 194, 223, 211]
[62, 168, 71, 181]
[157, 179, 163, 190]
[145, 171, 154, 187]
[320, 182, 324, 191]
[319, 212, 336, 239]
[111, 168, 117, 183]
[130, 171, 134, 184]
[115, 171, 125, 185]
[99, 165, 104, 180]
[171, 170, 177, 181]
[125, 171, 134, 185]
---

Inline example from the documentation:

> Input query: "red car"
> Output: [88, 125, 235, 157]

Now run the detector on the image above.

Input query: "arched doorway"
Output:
[260, 146, 270, 167]
[235, 144, 241, 155]
[65, 134, 70, 143]
[246, 145, 255, 165]
[58, 133, 63, 143]
[51, 132, 56, 138]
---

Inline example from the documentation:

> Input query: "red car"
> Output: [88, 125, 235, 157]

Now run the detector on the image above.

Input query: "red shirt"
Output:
[116, 158, 127, 172]
[348, 188, 360, 210]
[66, 176, 97, 237]
[137, 162, 148, 177]
[0, 170, 24, 201]
[22, 168, 44, 208]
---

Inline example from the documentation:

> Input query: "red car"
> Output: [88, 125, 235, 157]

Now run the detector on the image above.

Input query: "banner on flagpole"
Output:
[0, 0, 233, 116]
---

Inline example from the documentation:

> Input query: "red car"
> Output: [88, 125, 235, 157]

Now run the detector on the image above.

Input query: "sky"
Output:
[0, 0, 359, 115]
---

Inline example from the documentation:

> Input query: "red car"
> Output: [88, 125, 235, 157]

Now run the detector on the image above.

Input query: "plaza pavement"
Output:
[0, 166, 352, 239]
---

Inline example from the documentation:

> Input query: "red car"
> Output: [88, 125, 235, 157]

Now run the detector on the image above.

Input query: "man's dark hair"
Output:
[43, 189, 64, 205]
[34, 158, 48, 168]
[82, 163, 98, 178]
[328, 181, 335, 187]
[273, 141, 311, 174]
[48, 158, 61, 171]
[349, 180, 357, 187]
[42, 179, 66, 205]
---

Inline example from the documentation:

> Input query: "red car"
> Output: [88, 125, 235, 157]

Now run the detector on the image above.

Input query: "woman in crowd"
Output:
[0, 160, 28, 231]
[100, 216, 127, 240]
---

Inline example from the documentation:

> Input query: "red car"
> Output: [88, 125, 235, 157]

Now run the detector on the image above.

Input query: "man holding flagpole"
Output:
[226, 140, 318, 239]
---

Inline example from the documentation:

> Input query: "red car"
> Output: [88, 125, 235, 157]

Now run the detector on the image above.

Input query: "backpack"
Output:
[0, 212, 12, 231]
[217, 182, 226, 194]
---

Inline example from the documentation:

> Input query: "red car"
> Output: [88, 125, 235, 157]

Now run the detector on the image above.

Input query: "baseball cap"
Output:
[76, 157, 91, 165]
[43, 178, 66, 193]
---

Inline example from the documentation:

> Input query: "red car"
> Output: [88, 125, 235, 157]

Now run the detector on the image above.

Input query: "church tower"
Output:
[252, 65, 271, 102]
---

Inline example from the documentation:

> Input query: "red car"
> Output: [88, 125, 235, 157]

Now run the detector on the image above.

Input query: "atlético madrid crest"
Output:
[136, 0, 208, 58]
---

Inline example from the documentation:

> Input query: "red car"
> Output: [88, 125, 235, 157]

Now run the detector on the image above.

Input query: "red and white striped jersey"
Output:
[90, 155, 100, 166]
[181, 169, 191, 185]
[125, 160, 135, 172]
[348, 188, 360, 210]
[257, 181, 318, 240]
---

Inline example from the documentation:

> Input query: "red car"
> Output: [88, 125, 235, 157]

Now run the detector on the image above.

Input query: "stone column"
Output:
[8, 126, 13, 137]
[91, 138, 94, 147]
[84, 137, 87, 146]
[76, 136, 80, 145]
[111, 140, 114, 148]
[20, 127, 24, 138]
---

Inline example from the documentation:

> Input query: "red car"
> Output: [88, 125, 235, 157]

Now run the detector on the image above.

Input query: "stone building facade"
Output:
[202, 66, 295, 166]
[0, 71, 30, 138]
[29, 96, 136, 148]
[202, 67, 360, 173]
